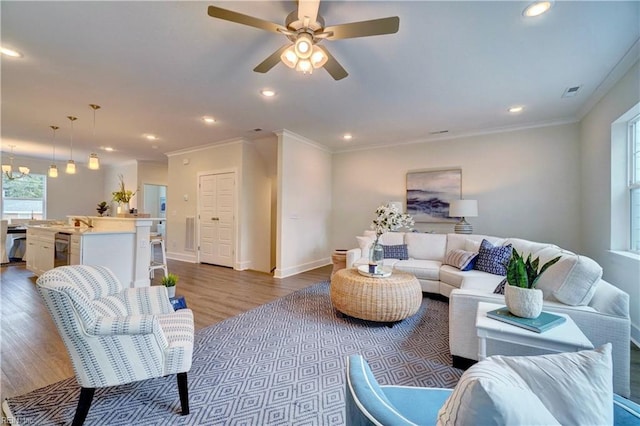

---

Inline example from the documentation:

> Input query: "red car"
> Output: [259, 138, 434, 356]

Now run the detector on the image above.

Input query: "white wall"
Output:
[579, 60, 640, 342]
[0, 155, 105, 219]
[166, 141, 242, 262]
[331, 123, 581, 252]
[276, 130, 333, 278]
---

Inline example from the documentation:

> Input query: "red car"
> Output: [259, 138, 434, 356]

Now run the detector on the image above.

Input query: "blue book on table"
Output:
[487, 307, 566, 333]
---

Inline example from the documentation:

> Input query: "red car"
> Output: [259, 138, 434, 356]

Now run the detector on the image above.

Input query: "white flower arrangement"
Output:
[370, 203, 415, 244]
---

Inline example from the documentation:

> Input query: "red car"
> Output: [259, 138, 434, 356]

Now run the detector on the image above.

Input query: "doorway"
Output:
[198, 172, 235, 267]
[143, 184, 167, 235]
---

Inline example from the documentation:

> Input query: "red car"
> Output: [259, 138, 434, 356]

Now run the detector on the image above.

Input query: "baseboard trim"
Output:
[236, 261, 252, 271]
[274, 258, 331, 279]
[167, 252, 197, 263]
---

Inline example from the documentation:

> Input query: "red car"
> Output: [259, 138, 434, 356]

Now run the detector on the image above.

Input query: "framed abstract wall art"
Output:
[406, 169, 461, 222]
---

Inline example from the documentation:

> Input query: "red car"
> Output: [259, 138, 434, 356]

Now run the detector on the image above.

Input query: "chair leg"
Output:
[72, 387, 95, 426]
[177, 372, 189, 415]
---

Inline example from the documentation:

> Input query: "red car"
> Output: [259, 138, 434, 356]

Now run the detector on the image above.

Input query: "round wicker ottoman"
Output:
[330, 268, 422, 324]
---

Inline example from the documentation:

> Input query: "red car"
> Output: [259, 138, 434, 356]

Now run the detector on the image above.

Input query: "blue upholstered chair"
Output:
[346, 354, 640, 426]
[37, 265, 194, 426]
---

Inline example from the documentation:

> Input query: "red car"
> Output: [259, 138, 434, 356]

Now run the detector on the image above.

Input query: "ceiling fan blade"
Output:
[297, 0, 320, 24]
[253, 45, 290, 73]
[207, 6, 286, 34]
[317, 46, 348, 81]
[325, 16, 399, 40]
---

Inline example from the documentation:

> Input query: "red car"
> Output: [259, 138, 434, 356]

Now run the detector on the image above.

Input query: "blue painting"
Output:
[406, 169, 461, 222]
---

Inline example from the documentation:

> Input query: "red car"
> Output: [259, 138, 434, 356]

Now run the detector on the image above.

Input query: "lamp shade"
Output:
[449, 199, 478, 218]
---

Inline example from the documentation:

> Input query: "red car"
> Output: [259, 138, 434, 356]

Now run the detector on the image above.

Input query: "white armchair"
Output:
[36, 265, 194, 426]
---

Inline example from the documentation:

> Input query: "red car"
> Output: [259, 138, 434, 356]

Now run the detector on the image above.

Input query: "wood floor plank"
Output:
[1, 260, 331, 399]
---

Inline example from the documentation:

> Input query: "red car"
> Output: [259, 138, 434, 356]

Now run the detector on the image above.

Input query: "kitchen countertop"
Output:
[27, 225, 135, 235]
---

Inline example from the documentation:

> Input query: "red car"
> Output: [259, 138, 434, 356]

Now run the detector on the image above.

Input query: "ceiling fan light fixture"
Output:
[2, 145, 30, 180]
[296, 59, 313, 74]
[18, 166, 30, 174]
[310, 46, 327, 68]
[2, 165, 11, 173]
[281, 47, 298, 68]
[294, 33, 313, 59]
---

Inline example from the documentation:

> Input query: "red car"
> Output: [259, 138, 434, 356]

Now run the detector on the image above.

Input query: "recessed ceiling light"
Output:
[102, 146, 114, 152]
[1, 47, 22, 58]
[508, 106, 524, 113]
[203, 116, 216, 124]
[343, 133, 353, 140]
[260, 89, 276, 97]
[523, 1, 553, 18]
[145, 134, 158, 141]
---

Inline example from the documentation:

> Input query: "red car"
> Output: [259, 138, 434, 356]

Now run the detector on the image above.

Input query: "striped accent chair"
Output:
[36, 265, 194, 426]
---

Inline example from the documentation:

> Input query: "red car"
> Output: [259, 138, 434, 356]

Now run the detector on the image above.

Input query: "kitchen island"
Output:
[26, 216, 159, 288]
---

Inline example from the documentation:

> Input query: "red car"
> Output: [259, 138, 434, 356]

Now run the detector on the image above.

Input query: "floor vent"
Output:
[185, 216, 196, 251]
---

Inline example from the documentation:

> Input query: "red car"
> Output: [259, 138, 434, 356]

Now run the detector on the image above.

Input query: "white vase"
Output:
[505, 284, 543, 318]
[166, 286, 176, 298]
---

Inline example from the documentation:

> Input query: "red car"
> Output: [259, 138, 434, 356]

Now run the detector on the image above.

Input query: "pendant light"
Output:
[48, 125, 59, 178]
[88, 104, 101, 170]
[66, 116, 77, 174]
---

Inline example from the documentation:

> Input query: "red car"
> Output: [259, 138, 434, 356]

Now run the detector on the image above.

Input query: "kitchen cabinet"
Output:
[26, 228, 55, 276]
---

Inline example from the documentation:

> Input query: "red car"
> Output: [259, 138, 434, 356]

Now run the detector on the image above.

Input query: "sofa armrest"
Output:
[449, 289, 631, 397]
[346, 248, 361, 269]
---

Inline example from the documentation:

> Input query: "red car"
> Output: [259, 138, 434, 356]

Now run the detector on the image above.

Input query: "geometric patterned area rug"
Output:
[3, 281, 462, 425]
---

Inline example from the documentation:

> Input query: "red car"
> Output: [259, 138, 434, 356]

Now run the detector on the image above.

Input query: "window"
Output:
[630, 114, 640, 252]
[1, 174, 46, 220]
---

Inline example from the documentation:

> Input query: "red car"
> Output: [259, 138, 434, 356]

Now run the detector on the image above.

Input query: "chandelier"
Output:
[2, 145, 30, 180]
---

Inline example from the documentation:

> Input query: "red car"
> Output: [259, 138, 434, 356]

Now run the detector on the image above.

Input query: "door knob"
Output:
[211, 217, 219, 221]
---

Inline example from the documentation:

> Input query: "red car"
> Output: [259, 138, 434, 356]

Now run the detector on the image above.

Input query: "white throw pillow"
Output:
[535, 254, 602, 305]
[437, 344, 613, 426]
[464, 239, 481, 253]
[356, 236, 374, 259]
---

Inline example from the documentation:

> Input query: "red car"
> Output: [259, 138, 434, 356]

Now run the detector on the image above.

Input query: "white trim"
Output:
[165, 138, 245, 157]
[273, 258, 331, 279]
[236, 260, 251, 271]
[274, 129, 332, 153]
[166, 251, 197, 263]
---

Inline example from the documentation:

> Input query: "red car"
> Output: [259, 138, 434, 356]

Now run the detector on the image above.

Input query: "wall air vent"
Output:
[562, 85, 582, 98]
[429, 130, 449, 135]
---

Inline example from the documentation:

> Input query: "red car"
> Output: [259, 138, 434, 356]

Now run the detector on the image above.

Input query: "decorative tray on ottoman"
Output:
[357, 265, 392, 278]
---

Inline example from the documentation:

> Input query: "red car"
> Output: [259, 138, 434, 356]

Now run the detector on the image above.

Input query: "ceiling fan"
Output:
[207, 0, 399, 80]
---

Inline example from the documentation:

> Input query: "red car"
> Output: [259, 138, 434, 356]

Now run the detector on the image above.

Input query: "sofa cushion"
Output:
[443, 249, 478, 271]
[535, 254, 603, 306]
[394, 259, 441, 281]
[474, 239, 512, 276]
[382, 244, 409, 260]
[364, 230, 405, 246]
[404, 232, 447, 261]
[445, 234, 506, 254]
[438, 344, 613, 426]
[439, 265, 503, 290]
[502, 238, 556, 259]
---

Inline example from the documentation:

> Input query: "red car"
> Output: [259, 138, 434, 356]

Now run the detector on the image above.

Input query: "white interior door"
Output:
[198, 172, 235, 267]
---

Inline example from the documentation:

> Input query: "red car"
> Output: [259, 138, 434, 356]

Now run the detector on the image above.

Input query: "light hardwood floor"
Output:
[1, 260, 638, 404]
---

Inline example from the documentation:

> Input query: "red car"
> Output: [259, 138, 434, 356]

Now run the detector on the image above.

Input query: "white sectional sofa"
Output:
[346, 231, 631, 397]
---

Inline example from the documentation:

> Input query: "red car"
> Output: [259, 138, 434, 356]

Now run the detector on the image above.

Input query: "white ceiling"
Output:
[2, 1, 639, 166]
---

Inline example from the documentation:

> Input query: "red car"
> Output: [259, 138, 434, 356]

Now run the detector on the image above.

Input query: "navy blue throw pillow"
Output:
[382, 244, 409, 260]
[474, 239, 513, 276]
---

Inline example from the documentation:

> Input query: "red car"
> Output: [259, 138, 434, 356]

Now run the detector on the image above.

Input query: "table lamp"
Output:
[449, 199, 478, 234]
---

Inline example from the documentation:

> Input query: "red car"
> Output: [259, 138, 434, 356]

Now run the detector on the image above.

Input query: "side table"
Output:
[475, 302, 593, 360]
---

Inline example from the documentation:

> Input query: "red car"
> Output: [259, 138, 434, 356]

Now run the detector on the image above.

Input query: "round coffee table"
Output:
[330, 267, 422, 324]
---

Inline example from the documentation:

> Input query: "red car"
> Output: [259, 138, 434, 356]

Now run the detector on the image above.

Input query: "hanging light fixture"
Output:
[88, 104, 101, 170]
[66, 116, 77, 174]
[280, 32, 327, 75]
[48, 125, 59, 178]
[2, 145, 30, 180]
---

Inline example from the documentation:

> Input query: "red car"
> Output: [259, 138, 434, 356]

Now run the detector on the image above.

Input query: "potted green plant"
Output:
[161, 273, 179, 298]
[112, 174, 137, 214]
[505, 249, 561, 318]
[96, 201, 109, 216]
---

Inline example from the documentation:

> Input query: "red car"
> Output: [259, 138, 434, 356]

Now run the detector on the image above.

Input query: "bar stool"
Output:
[149, 235, 168, 279]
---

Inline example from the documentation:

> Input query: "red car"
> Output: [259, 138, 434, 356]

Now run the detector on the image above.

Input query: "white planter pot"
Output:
[166, 286, 176, 298]
[505, 284, 543, 318]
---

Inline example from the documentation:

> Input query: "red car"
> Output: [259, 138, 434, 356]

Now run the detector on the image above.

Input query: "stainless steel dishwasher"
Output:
[54, 232, 71, 267]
